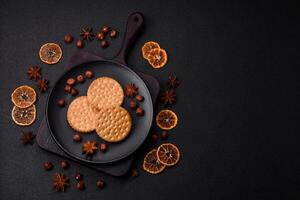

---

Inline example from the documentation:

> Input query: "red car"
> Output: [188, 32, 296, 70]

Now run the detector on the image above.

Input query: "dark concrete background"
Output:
[0, 0, 299, 199]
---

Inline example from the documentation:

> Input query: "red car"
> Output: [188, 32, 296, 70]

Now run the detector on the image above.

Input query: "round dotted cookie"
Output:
[67, 96, 98, 133]
[87, 77, 124, 110]
[95, 106, 132, 142]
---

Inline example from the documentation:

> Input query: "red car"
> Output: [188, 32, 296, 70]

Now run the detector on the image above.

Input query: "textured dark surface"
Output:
[0, 0, 299, 199]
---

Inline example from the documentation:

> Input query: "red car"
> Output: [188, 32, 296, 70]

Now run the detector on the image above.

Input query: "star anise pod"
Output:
[27, 66, 41, 81]
[53, 173, 69, 192]
[160, 90, 176, 105]
[125, 83, 138, 97]
[80, 27, 95, 41]
[82, 140, 98, 155]
[168, 75, 180, 88]
[37, 79, 49, 92]
[20, 131, 36, 145]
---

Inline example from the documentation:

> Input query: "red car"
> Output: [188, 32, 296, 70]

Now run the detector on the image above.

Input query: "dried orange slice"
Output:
[141, 41, 160, 60]
[143, 149, 166, 174]
[156, 109, 178, 130]
[11, 85, 36, 108]
[157, 143, 180, 166]
[148, 48, 168, 69]
[39, 43, 62, 64]
[12, 104, 36, 126]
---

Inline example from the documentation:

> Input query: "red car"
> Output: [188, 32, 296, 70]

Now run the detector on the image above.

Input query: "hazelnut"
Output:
[100, 40, 109, 48]
[151, 134, 158, 142]
[76, 181, 85, 190]
[67, 78, 76, 86]
[43, 162, 53, 171]
[73, 134, 81, 142]
[64, 34, 73, 43]
[99, 143, 107, 152]
[129, 100, 137, 110]
[97, 32, 105, 40]
[109, 30, 117, 38]
[76, 75, 85, 83]
[136, 107, 144, 116]
[57, 99, 66, 107]
[71, 88, 79, 96]
[135, 95, 144, 102]
[85, 70, 94, 79]
[102, 26, 110, 34]
[64, 85, 72, 93]
[60, 160, 69, 169]
[76, 40, 85, 48]
[75, 172, 83, 181]
[96, 180, 105, 189]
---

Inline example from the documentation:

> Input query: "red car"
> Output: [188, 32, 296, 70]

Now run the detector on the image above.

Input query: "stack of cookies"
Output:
[67, 77, 132, 142]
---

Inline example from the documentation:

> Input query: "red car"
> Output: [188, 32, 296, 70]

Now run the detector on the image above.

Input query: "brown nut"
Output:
[136, 107, 144, 116]
[71, 88, 79, 96]
[64, 85, 72, 93]
[67, 78, 76, 86]
[85, 70, 94, 79]
[135, 95, 144, 102]
[76, 75, 85, 83]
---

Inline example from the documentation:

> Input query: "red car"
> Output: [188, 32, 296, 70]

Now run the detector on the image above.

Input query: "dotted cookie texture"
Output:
[95, 106, 132, 142]
[87, 77, 124, 110]
[67, 96, 98, 133]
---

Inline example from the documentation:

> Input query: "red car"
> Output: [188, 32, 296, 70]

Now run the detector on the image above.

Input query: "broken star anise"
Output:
[37, 79, 49, 92]
[53, 173, 69, 192]
[125, 83, 138, 97]
[168, 75, 180, 88]
[82, 140, 98, 155]
[20, 131, 36, 145]
[160, 90, 176, 105]
[27, 66, 41, 81]
[80, 27, 95, 41]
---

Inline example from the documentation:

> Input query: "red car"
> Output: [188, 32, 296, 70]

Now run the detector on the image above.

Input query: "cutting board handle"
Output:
[113, 12, 144, 65]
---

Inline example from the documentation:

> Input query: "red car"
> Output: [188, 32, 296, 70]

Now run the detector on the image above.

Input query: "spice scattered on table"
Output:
[64, 34, 73, 43]
[60, 160, 69, 170]
[136, 107, 144, 116]
[37, 79, 49, 93]
[85, 70, 94, 79]
[43, 162, 54, 171]
[96, 179, 106, 189]
[75, 172, 83, 181]
[80, 27, 95, 41]
[76, 40, 85, 48]
[160, 90, 176, 105]
[20, 131, 36, 145]
[131, 168, 139, 177]
[53, 173, 69, 192]
[76, 181, 85, 190]
[27, 66, 41, 81]
[168, 75, 180, 88]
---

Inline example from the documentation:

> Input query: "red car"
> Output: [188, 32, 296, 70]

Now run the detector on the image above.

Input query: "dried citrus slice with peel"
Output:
[11, 85, 36, 108]
[143, 149, 166, 174]
[12, 104, 36, 126]
[142, 41, 160, 60]
[148, 48, 168, 69]
[39, 43, 62, 64]
[156, 109, 178, 130]
[157, 143, 180, 166]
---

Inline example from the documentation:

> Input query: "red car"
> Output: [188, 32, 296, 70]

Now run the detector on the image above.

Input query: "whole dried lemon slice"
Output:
[156, 109, 178, 130]
[11, 85, 36, 108]
[141, 41, 160, 60]
[12, 104, 36, 126]
[39, 43, 62, 64]
[157, 143, 180, 166]
[148, 48, 168, 69]
[143, 149, 166, 174]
